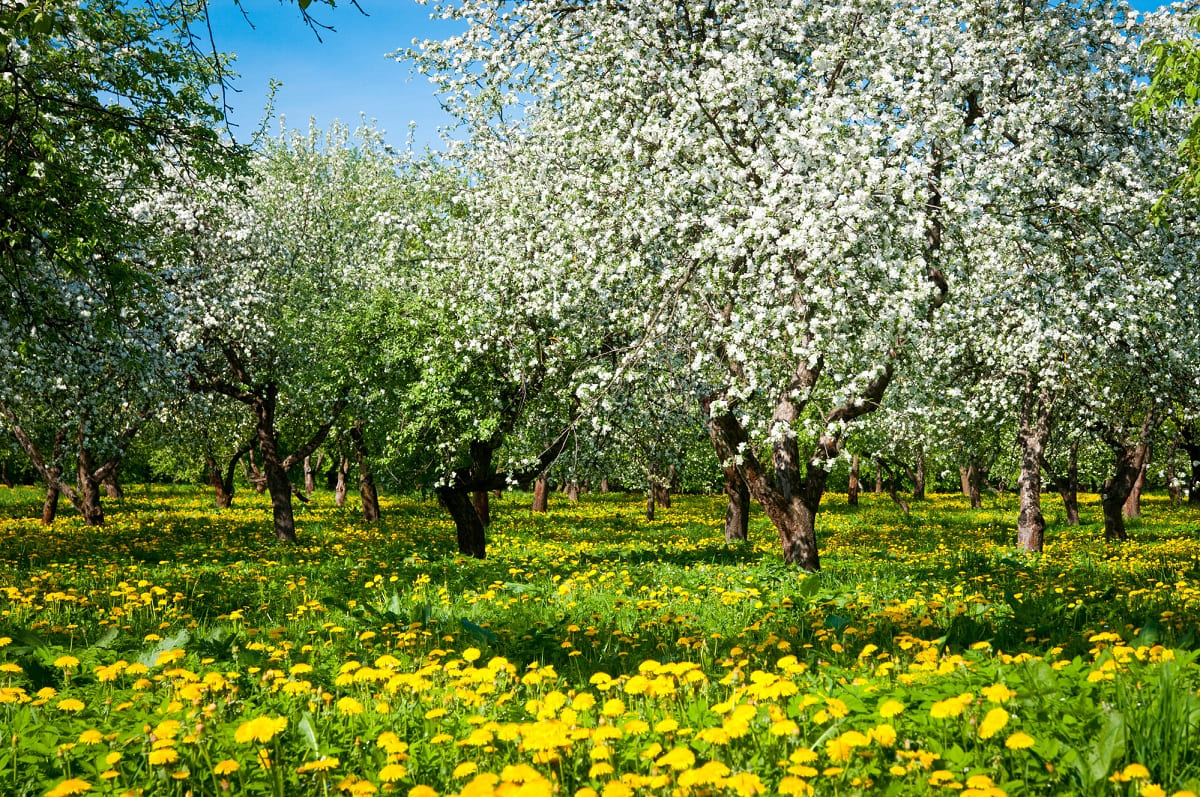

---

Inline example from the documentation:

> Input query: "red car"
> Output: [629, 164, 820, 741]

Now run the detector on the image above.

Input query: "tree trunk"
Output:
[874, 459, 883, 493]
[0, 461, 10, 488]
[1122, 442, 1148, 520]
[304, 456, 316, 496]
[206, 454, 233, 508]
[42, 467, 61, 525]
[76, 456, 104, 527]
[349, 423, 380, 522]
[567, 480, 581, 502]
[472, 490, 490, 526]
[1102, 418, 1153, 542]
[645, 489, 655, 521]
[254, 391, 297, 543]
[599, 478, 610, 493]
[960, 466, 971, 497]
[1015, 382, 1051, 553]
[967, 461, 983, 510]
[334, 456, 350, 507]
[532, 475, 549, 513]
[847, 454, 860, 507]
[437, 485, 486, 558]
[723, 464, 749, 542]
[1166, 433, 1182, 508]
[911, 448, 926, 500]
[1062, 443, 1080, 526]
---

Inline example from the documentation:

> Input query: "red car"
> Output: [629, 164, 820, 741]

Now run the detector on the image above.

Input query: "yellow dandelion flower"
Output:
[44, 778, 91, 797]
[1122, 764, 1151, 780]
[337, 697, 364, 715]
[655, 746, 695, 771]
[57, 698, 85, 712]
[53, 655, 80, 669]
[379, 764, 408, 782]
[148, 748, 179, 766]
[602, 698, 625, 717]
[234, 715, 287, 744]
[462, 648, 481, 663]
[297, 756, 339, 773]
[453, 762, 478, 779]
[1005, 732, 1034, 750]
[589, 762, 614, 778]
[725, 772, 765, 796]
[407, 787, 438, 797]
[78, 730, 103, 745]
[979, 707, 1010, 739]
[981, 684, 1017, 704]
[213, 760, 240, 775]
[879, 699, 905, 718]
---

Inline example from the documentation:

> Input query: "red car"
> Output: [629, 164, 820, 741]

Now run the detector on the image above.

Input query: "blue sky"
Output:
[210, 1, 1169, 151]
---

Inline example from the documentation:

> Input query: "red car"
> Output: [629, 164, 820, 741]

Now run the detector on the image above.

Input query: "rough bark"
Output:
[437, 485, 487, 558]
[966, 461, 983, 509]
[1101, 414, 1154, 542]
[599, 478, 610, 493]
[723, 464, 750, 542]
[0, 461, 10, 488]
[334, 455, 350, 507]
[567, 480, 581, 502]
[206, 454, 233, 509]
[960, 466, 971, 497]
[1122, 442, 1148, 520]
[645, 489, 655, 521]
[1042, 441, 1080, 526]
[76, 451, 104, 527]
[42, 467, 61, 525]
[874, 459, 884, 493]
[1016, 381, 1052, 553]
[532, 475, 549, 513]
[911, 448, 926, 501]
[847, 454, 860, 507]
[304, 456, 316, 496]
[100, 471, 122, 500]
[349, 423, 380, 522]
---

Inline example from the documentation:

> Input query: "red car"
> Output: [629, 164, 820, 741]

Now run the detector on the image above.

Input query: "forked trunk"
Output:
[1103, 432, 1151, 542]
[847, 454, 860, 507]
[532, 475, 549, 513]
[723, 465, 750, 542]
[437, 485, 486, 558]
[77, 465, 104, 527]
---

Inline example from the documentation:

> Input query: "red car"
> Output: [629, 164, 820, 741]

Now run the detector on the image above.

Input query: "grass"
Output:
[1, 485, 1199, 796]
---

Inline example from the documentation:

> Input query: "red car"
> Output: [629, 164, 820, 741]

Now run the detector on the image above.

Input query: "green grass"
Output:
[1, 486, 1199, 796]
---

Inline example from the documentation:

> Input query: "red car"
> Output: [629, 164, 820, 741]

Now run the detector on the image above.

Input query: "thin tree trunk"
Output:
[334, 456, 350, 507]
[349, 423, 380, 522]
[874, 459, 883, 493]
[967, 461, 983, 509]
[848, 454, 860, 507]
[960, 466, 971, 497]
[76, 454, 104, 527]
[254, 391, 297, 543]
[645, 488, 655, 521]
[567, 480, 580, 503]
[42, 467, 61, 525]
[0, 461, 9, 488]
[599, 478, 610, 493]
[304, 456, 316, 496]
[532, 475, 549, 513]
[1166, 433, 1182, 508]
[1016, 381, 1052, 553]
[206, 454, 233, 508]
[1123, 442, 1148, 520]
[911, 448, 926, 500]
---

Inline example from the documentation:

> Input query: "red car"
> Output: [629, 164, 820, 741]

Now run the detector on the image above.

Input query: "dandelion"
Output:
[53, 655, 80, 669]
[149, 748, 179, 766]
[379, 763, 408, 781]
[879, 699, 905, 718]
[44, 778, 91, 797]
[234, 715, 287, 744]
[1004, 732, 1034, 750]
[213, 760, 240, 775]
[78, 730, 103, 745]
[655, 746, 695, 771]
[978, 707, 1010, 739]
[337, 696, 364, 715]
[56, 698, 85, 712]
[407, 787, 438, 797]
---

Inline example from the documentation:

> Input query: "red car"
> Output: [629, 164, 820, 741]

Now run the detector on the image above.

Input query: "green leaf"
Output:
[298, 713, 319, 754]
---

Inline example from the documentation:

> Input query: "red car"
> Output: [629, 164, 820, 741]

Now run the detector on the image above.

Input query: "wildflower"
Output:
[53, 655, 80, 669]
[149, 748, 179, 766]
[337, 697, 364, 715]
[981, 684, 1017, 704]
[1004, 732, 1034, 750]
[45, 778, 91, 797]
[57, 698, 85, 712]
[453, 762, 478, 778]
[656, 746, 695, 770]
[234, 715, 287, 744]
[297, 756, 339, 773]
[978, 708, 1010, 739]
[407, 787, 438, 797]
[78, 730, 103, 745]
[214, 760, 240, 775]
[379, 763, 408, 781]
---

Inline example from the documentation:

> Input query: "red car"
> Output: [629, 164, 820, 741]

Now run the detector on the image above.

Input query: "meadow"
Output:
[1, 485, 1199, 797]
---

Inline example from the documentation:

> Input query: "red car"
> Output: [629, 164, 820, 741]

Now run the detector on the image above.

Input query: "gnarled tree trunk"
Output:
[42, 466, 61, 525]
[1122, 442, 1148, 520]
[532, 475, 549, 513]
[1101, 413, 1154, 542]
[847, 454, 860, 507]
[334, 455, 350, 507]
[349, 423, 380, 522]
[723, 464, 750, 542]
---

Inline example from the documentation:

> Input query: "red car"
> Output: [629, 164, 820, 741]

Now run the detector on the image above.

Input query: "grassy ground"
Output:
[1, 485, 1198, 797]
